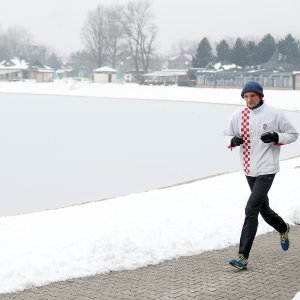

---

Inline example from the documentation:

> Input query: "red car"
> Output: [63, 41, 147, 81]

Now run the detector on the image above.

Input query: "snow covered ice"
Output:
[1, 81, 300, 111]
[0, 81, 299, 293]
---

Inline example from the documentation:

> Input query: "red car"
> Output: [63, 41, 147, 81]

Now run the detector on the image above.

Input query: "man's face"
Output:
[243, 92, 261, 108]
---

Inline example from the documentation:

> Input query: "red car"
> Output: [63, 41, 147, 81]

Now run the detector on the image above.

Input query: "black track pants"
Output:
[239, 174, 287, 259]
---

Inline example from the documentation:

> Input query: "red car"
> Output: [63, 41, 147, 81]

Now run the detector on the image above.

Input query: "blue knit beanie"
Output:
[241, 81, 264, 98]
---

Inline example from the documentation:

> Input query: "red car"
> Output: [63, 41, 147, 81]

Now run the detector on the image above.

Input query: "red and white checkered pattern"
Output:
[241, 108, 251, 174]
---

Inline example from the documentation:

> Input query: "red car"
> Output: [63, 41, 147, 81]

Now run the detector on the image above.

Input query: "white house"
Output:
[93, 66, 118, 83]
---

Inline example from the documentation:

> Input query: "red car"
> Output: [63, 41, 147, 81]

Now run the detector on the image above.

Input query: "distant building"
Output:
[0, 58, 54, 82]
[293, 72, 300, 90]
[27, 60, 54, 82]
[194, 49, 300, 89]
[123, 70, 145, 83]
[93, 66, 118, 83]
[0, 58, 28, 81]
[167, 53, 192, 70]
[143, 69, 188, 86]
[195, 60, 299, 90]
[55, 67, 78, 80]
[261, 48, 294, 72]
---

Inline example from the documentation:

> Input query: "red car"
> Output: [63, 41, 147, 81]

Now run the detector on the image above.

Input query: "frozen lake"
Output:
[1, 92, 299, 216]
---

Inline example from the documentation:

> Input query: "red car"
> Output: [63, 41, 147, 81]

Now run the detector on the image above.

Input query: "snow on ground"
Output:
[0, 81, 299, 293]
[1, 80, 300, 111]
[0, 158, 299, 293]
[293, 292, 300, 300]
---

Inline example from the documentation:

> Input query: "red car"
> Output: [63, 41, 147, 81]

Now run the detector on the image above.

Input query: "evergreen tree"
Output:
[192, 37, 213, 68]
[230, 38, 248, 67]
[216, 39, 230, 62]
[278, 34, 300, 65]
[245, 41, 257, 66]
[256, 34, 276, 64]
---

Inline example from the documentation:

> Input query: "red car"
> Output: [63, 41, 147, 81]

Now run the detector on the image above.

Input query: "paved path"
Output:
[1, 225, 299, 300]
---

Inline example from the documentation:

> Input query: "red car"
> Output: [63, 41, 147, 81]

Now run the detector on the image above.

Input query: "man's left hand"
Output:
[260, 131, 279, 143]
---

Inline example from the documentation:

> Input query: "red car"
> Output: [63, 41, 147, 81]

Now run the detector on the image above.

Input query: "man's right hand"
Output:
[231, 136, 243, 147]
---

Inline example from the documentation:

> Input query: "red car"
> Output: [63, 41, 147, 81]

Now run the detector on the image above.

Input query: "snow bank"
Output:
[0, 157, 299, 293]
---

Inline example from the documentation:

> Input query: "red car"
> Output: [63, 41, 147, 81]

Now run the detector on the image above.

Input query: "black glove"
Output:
[260, 131, 279, 143]
[231, 136, 243, 147]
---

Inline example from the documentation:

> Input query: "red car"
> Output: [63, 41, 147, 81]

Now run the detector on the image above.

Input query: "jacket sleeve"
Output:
[277, 110, 299, 145]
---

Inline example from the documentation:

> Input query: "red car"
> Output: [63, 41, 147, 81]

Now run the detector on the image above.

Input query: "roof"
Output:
[55, 68, 74, 74]
[196, 62, 242, 74]
[0, 57, 54, 72]
[144, 69, 187, 77]
[93, 66, 118, 73]
[0, 58, 29, 70]
[168, 53, 192, 61]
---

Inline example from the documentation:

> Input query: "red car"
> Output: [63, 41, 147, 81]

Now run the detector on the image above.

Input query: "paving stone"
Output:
[1, 225, 300, 300]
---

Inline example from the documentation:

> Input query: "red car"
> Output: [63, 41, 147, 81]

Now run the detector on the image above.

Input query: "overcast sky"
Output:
[1, 0, 300, 56]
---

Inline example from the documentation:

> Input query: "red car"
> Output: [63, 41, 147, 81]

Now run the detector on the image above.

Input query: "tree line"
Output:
[0, 0, 157, 73]
[0, 25, 62, 69]
[1, 0, 300, 72]
[193, 34, 300, 69]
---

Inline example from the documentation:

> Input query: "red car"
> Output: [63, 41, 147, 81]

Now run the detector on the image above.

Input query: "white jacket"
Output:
[224, 103, 298, 176]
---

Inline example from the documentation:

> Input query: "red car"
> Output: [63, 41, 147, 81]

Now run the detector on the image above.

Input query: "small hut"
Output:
[93, 66, 118, 83]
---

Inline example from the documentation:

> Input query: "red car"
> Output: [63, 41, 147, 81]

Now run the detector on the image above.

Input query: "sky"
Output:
[1, 0, 300, 56]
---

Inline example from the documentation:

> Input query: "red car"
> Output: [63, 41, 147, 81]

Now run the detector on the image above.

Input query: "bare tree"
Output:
[122, 0, 157, 73]
[81, 5, 107, 68]
[70, 50, 94, 71]
[0, 25, 33, 60]
[105, 5, 125, 68]
[169, 39, 198, 57]
[0, 26, 6, 60]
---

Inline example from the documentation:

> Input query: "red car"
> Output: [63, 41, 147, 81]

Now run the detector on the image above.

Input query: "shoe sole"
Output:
[229, 262, 247, 270]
